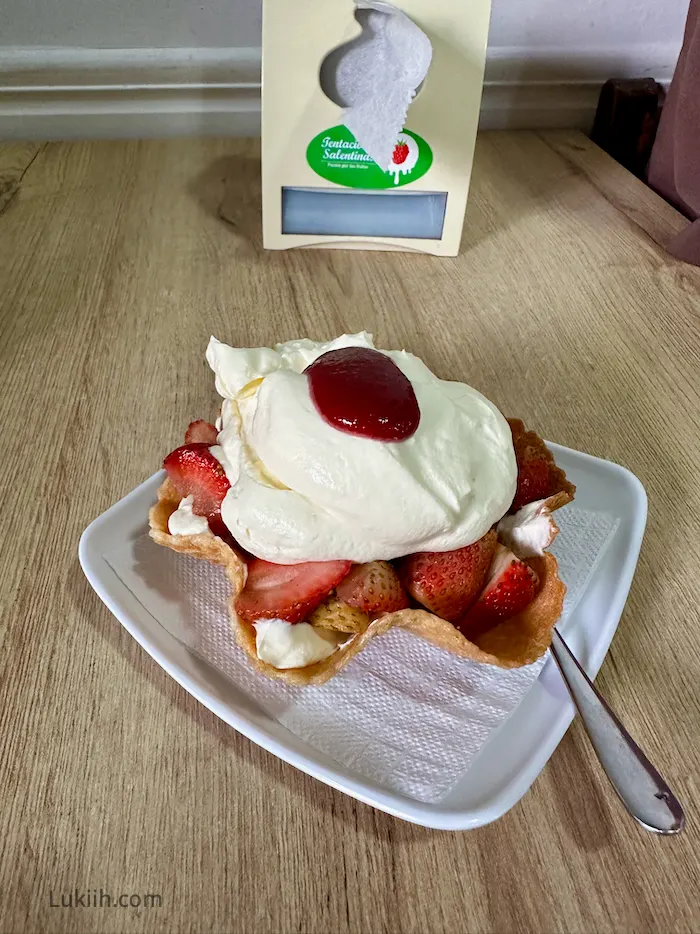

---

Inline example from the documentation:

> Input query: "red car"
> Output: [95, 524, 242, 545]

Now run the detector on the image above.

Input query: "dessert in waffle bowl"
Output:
[149, 334, 575, 686]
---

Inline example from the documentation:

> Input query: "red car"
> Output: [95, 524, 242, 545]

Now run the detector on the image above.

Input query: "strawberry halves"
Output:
[397, 531, 497, 621]
[457, 544, 539, 640]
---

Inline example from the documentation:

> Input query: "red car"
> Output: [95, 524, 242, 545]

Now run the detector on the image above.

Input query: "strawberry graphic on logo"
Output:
[387, 132, 421, 185]
[392, 141, 409, 165]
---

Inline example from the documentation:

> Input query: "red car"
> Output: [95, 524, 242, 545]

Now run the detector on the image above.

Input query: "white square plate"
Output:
[79, 444, 646, 830]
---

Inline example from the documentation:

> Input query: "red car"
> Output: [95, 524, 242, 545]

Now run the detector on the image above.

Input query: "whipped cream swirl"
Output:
[206, 332, 516, 563]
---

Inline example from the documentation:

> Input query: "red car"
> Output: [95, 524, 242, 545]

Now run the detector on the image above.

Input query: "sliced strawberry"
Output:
[397, 530, 497, 621]
[235, 559, 352, 625]
[336, 561, 409, 616]
[163, 443, 230, 517]
[457, 544, 539, 639]
[184, 419, 218, 444]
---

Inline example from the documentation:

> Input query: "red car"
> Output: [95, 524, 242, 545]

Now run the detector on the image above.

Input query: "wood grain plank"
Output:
[0, 133, 699, 934]
[0, 141, 45, 214]
[540, 129, 690, 247]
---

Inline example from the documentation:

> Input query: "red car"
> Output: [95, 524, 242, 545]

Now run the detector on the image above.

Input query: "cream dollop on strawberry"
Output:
[497, 499, 559, 558]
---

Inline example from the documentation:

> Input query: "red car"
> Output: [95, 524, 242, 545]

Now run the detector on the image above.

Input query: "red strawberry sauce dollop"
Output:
[305, 347, 420, 442]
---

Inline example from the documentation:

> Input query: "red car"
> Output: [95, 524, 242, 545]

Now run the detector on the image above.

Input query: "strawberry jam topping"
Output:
[305, 347, 420, 442]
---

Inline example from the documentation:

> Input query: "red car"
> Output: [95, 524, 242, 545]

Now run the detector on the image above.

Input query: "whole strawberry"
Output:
[392, 142, 409, 165]
[336, 561, 409, 616]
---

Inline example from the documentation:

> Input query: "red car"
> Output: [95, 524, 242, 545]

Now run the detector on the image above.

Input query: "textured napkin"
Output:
[105, 506, 618, 803]
[330, 0, 432, 169]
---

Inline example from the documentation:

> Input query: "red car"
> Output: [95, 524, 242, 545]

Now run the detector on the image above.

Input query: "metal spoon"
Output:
[550, 628, 685, 834]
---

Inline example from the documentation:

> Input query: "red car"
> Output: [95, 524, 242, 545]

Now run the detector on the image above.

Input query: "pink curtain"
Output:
[647, 0, 700, 264]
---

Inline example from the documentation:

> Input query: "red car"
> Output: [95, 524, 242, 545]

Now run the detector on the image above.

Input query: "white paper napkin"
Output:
[331, 0, 432, 169]
[105, 506, 618, 803]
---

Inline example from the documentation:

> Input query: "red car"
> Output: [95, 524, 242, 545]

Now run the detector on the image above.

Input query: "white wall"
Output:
[0, 0, 688, 59]
[0, 0, 262, 48]
[490, 0, 687, 54]
[0, 0, 689, 139]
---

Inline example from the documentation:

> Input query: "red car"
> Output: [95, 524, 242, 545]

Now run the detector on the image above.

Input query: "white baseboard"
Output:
[0, 44, 679, 140]
[0, 48, 262, 140]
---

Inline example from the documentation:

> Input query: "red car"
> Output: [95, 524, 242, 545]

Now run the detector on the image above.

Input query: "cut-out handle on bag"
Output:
[320, 8, 377, 107]
[319, 3, 429, 109]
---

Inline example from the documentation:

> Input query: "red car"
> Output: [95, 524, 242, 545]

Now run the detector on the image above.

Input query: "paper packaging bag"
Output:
[106, 505, 619, 804]
[261, 0, 492, 256]
[327, 1, 432, 170]
[647, 0, 700, 266]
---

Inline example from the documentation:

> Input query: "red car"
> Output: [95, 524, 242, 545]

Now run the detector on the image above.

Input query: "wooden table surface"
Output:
[1, 131, 699, 934]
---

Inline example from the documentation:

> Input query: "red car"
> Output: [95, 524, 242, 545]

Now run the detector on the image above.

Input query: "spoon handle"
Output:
[550, 628, 684, 834]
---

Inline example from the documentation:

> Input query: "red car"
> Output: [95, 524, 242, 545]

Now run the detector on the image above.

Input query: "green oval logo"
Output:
[306, 125, 432, 189]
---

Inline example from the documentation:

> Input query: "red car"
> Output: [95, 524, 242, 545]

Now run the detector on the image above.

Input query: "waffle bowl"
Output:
[149, 427, 575, 686]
